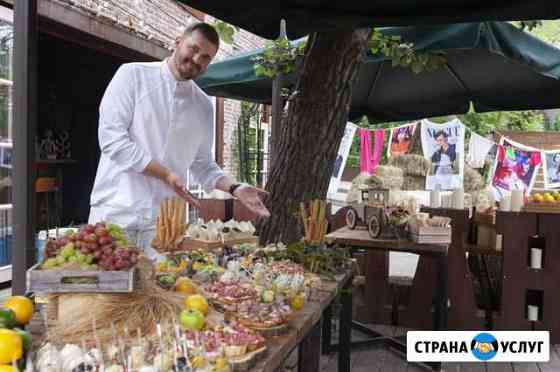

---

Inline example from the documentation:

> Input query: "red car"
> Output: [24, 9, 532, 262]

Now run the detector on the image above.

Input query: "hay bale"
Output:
[346, 173, 372, 203]
[46, 257, 188, 345]
[402, 175, 426, 191]
[366, 166, 403, 190]
[346, 167, 404, 203]
[388, 155, 431, 177]
[464, 165, 485, 193]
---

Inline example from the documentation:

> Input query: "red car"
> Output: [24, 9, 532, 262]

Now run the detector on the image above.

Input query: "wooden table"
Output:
[249, 271, 353, 372]
[29, 271, 354, 372]
[324, 226, 449, 371]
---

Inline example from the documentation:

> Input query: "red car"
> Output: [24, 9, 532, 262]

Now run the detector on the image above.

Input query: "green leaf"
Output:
[254, 65, 267, 76]
[213, 20, 236, 45]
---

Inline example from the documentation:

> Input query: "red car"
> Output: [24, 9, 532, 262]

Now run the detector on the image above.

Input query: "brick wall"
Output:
[54, 0, 196, 50]
[205, 15, 266, 178]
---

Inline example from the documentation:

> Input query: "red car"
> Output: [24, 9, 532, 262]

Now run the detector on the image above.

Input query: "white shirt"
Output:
[467, 132, 494, 169]
[89, 60, 224, 230]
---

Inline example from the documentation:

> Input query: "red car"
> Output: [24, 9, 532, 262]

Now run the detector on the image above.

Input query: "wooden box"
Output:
[523, 203, 560, 214]
[27, 263, 137, 293]
[408, 225, 451, 244]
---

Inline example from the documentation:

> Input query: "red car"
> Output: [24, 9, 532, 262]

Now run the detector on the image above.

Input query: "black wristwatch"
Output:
[229, 183, 242, 196]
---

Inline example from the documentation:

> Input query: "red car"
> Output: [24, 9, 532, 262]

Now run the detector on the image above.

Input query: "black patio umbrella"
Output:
[180, 1, 560, 39]
[197, 22, 560, 123]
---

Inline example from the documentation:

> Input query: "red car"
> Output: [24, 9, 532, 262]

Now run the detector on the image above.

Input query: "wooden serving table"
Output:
[324, 226, 449, 371]
[29, 270, 354, 372]
[250, 270, 353, 372]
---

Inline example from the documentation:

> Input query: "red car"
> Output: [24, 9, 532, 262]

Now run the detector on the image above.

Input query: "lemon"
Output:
[192, 262, 204, 271]
[290, 294, 305, 311]
[533, 193, 544, 203]
[544, 194, 555, 203]
[0, 366, 18, 372]
[0, 329, 23, 364]
[2, 297, 34, 325]
[184, 294, 209, 315]
[175, 278, 198, 295]
[191, 356, 207, 369]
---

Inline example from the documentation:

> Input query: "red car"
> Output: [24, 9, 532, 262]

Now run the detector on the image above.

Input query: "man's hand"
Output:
[165, 171, 201, 209]
[233, 184, 270, 218]
[143, 160, 201, 209]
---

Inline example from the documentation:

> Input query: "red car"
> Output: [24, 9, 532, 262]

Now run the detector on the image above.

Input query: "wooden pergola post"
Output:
[13, 0, 38, 294]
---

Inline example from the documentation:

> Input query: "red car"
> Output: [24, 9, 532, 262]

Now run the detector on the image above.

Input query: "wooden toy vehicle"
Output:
[346, 188, 389, 238]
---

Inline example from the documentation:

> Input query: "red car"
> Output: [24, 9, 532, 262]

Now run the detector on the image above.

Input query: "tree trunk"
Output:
[258, 28, 371, 244]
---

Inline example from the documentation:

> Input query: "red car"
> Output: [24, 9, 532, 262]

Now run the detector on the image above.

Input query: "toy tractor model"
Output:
[345, 188, 389, 238]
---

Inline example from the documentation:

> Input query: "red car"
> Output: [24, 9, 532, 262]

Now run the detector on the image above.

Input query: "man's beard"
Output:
[173, 54, 201, 80]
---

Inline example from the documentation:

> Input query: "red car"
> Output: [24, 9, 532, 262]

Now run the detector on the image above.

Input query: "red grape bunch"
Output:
[42, 222, 140, 271]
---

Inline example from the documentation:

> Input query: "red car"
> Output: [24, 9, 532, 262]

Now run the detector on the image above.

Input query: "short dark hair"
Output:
[184, 22, 220, 48]
[434, 130, 448, 139]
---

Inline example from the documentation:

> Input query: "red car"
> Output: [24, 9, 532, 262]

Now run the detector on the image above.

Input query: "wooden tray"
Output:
[26, 263, 136, 293]
[523, 203, 560, 214]
[224, 312, 292, 338]
[230, 346, 267, 372]
[180, 236, 258, 251]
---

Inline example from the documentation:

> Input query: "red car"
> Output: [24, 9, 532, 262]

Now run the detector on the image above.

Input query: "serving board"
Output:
[179, 236, 258, 251]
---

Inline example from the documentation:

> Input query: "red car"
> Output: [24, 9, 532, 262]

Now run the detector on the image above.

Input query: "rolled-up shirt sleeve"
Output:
[190, 130, 225, 193]
[98, 64, 152, 173]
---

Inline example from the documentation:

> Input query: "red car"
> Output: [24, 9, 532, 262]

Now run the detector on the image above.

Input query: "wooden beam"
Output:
[13, 0, 38, 294]
[38, 0, 168, 61]
[182, 6, 205, 21]
[215, 97, 225, 167]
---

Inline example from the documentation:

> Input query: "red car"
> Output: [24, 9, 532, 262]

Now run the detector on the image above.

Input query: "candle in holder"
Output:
[487, 190, 496, 208]
[430, 190, 441, 208]
[499, 194, 511, 211]
[528, 305, 539, 322]
[511, 189, 524, 212]
[441, 194, 448, 208]
[495, 234, 503, 251]
[531, 248, 543, 269]
[452, 188, 465, 210]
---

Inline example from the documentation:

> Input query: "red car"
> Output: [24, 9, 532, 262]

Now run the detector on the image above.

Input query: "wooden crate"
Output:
[523, 203, 560, 214]
[409, 225, 451, 244]
[27, 263, 136, 293]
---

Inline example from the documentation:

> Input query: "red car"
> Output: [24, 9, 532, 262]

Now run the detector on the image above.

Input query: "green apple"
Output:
[179, 309, 205, 331]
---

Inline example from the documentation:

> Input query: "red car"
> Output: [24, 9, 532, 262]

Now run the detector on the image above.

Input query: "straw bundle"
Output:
[300, 200, 329, 244]
[151, 197, 188, 253]
[464, 165, 485, 193]
[366, 166, 404, 190]
[402, 175, 426, 191]
[45, 257, 187, 346]
[387, 155, 431, 177]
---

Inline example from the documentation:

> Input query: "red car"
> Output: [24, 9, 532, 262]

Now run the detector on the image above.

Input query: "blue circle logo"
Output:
[471, 333, 498, 361]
